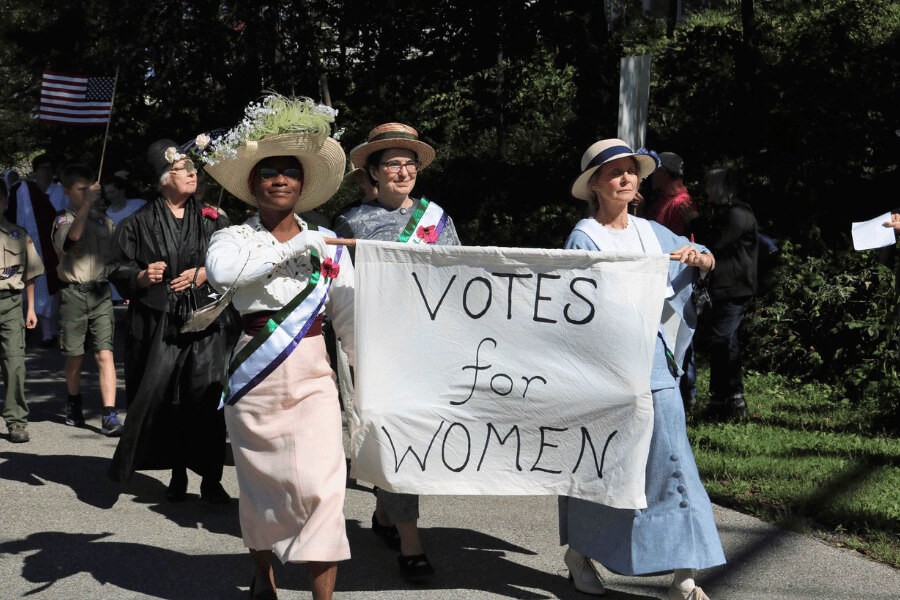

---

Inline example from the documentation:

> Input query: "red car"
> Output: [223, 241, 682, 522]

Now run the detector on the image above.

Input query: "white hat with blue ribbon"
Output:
[571, 138, 657, 200]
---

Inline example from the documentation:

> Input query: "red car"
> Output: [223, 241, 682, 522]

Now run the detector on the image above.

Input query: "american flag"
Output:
[39, 70, 115, 126]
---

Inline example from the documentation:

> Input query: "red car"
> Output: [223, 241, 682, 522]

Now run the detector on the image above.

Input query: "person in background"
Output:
[0, 180, 43, 443]
[684, 166, 758, 419]
[104, 177, 146, 305]
[342, 166, 379, 208]
[647, 152, 698, 237]
[52, 164, 122, 436]
[5, 154, 67, 346]
[104, 176, 146, 227]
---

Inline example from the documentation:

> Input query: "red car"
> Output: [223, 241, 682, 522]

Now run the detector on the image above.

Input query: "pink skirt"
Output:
[224, 333, 350, 563]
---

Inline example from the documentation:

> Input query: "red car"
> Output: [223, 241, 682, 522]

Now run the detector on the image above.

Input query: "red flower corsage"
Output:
[321, 257, 340, 279]
[201, 207, 219, 220]
[416, 224, 438, 243]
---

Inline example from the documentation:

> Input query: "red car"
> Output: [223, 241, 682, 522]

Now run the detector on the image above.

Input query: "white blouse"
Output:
[205, 214, 354, 362]
[604, 218, 643, 252]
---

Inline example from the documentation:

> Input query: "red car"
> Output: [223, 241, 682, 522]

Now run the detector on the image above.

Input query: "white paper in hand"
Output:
[851, 212, 896, 251]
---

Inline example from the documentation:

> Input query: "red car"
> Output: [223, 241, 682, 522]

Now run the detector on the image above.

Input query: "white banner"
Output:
[348, 242, 669, 509]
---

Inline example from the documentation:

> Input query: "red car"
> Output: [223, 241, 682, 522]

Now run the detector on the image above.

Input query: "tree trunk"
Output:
[667, 0, 679, 40]
[320, 73, 332, 107]
[496, 15, 505, 159]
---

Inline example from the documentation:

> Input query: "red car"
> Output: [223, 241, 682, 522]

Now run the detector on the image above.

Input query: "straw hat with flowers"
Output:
[203, 95, 346, 213]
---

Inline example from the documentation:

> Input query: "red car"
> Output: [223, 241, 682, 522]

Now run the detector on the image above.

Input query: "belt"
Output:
[0, 289, 20, 299]
[241, 312, 324, 338]
[60, 281, 108, 293]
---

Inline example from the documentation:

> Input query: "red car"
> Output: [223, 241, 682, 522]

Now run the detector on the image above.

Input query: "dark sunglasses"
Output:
[259, 167, 302, 180]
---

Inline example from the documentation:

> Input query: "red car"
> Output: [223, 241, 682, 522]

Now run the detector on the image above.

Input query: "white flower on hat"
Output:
[195, 134, 210, 150]
[202, 94, 336, 166]
[164, 146, 186, 164]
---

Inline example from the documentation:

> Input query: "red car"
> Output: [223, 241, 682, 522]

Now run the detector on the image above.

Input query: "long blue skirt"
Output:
[559, 386, 726, 575]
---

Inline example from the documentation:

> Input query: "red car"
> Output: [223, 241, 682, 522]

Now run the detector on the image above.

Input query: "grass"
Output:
[687, 369, 900, 567]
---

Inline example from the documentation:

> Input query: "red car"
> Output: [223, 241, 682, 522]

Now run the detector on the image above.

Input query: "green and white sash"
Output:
[396, 197, 448, 244]
[220, 241, 343, 408]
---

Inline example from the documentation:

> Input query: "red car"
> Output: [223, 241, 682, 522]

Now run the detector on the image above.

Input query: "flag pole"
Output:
[96, 65, 120, 183]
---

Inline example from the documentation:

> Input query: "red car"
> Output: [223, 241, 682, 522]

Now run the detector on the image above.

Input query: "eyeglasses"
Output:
[380, 161, 420, 174]
[169, 159, 197, 173]
[259, 167, 302, 180]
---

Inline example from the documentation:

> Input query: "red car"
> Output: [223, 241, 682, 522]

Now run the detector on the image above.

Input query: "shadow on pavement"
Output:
[2, 528, 659, 600]
[325, 519, 657, 599]
[145, 497, 243, 538]
[1, 532, 248, 600]
[0, 452, 127, 509]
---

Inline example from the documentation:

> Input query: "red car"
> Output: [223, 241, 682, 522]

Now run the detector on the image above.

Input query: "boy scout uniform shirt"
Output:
[0, 217, 45, 291]
[51, 208, 114, 283]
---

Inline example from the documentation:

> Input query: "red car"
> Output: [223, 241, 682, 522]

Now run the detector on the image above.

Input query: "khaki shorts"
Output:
[58, 284, 114, 356]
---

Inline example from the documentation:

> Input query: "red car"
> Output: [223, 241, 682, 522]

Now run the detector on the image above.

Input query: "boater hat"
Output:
[348, 123, 435, 171]
[570, 138, 657, 201]
[342, 167, 365, 183]
[203, 95, 346, 213]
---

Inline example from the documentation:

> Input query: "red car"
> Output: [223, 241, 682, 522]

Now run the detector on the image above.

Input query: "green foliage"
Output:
[634, 0, 900, 239]
[741, 236, 900, 432]
[689, 370, 900, 566]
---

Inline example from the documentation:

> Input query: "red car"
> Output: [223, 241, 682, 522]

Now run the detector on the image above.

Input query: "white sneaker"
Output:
[668, 585, 711, 600]
[564, 547, 605, 595]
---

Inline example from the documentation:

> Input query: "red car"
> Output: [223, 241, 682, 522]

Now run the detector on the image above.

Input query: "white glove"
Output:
[285, 230, 328, 260]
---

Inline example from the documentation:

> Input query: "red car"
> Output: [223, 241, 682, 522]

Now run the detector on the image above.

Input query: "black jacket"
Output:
[690, 200, 758, 299]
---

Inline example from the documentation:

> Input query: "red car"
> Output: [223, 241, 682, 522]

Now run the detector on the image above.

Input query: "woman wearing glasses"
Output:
[107, 139, 236, 505]
[334, 122, 460, 584]
[204, 96, 353, 600]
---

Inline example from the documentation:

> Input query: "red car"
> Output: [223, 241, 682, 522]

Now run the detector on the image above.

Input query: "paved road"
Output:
[1, 338, 897, 599]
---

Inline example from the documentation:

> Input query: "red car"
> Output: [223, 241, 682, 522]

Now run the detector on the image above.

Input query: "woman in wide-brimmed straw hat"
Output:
[559, 139, 724, 600]
[333, 122, 459, 584]
[203, 95, 354, 600]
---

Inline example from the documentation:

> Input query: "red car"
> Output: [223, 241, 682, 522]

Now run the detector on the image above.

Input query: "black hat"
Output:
[147, 138, 182, 178]
[658, 152, 684, 178]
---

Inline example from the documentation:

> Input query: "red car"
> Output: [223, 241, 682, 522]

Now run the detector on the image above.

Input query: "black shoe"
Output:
[166, 468, 188, 502]
[372, 511, 401, 551]
[398, 553, 435, 584]
[66, 397, 85, 426]
[8, 424, 30, 443]
[40, 336, 58, 348]
[249, 575, 278, 600]
[200, 479, 231, 504]
[727, 394, 749, 418]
